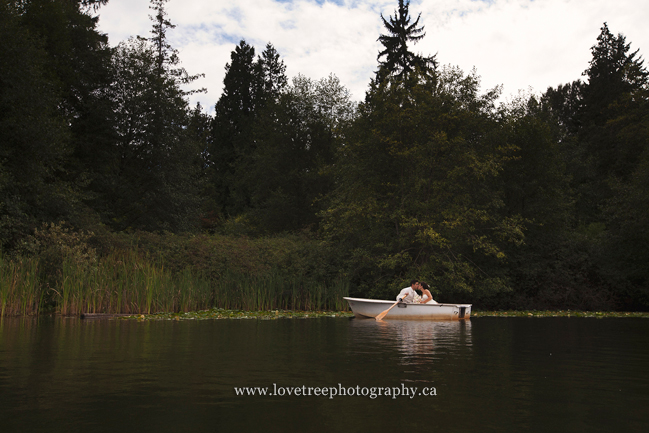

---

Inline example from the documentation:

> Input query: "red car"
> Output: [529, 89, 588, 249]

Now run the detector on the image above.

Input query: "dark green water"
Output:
[0, 316, 647, 432]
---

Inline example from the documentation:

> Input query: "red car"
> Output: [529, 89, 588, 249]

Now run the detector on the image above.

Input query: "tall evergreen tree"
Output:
[14, 0, 115, 227]
[108, 0, 205, 231]
[580, 23, 648, 180]
[540, 23, 649, 309]
[542, 24, 648, 226]
[0, 0, 72, 248]
[257, 42, 288, 106]
[210, 41, 257, 217]
[377, 0, 436, 80]
[210, 41, 288, 218]
[584, 25, 649, 308]
[582, 23, 648, 121]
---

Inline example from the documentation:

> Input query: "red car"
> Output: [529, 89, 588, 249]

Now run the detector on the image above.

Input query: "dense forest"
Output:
[1, 0, 648, 314]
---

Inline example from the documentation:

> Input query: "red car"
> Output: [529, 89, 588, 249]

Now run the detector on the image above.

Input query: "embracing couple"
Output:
[396, 280, 438, 304]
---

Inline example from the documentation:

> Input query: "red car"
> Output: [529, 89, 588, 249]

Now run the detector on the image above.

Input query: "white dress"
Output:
[422, 294, 438, 304]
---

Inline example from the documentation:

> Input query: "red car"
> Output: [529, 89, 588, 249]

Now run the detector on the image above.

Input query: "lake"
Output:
[1, 316, 647, 432]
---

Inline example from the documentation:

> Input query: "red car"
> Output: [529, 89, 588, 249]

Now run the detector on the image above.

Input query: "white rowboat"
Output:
[343, 297, 471, 320]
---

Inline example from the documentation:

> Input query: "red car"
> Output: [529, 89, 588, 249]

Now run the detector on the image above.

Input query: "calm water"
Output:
[0, 316, 647, 432]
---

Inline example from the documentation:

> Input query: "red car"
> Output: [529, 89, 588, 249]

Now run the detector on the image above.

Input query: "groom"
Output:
[396, 280, 421, 303]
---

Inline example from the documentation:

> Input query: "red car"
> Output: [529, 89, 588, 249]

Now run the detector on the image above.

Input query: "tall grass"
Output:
[213, 270, 349, 311]
[0, 253, 42, 316]
[54, 251, 215, 315]
[1, 250, 349, 317]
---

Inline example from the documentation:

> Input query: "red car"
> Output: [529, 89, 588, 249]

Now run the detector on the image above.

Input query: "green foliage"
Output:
[500, 95, 572, 228]
[531, 23, 649, 310]
[54, 250, 213, 315]
[0, 229, 351, 316]
[0, 252, 41, 316]
[209, 40, 355, 235]
[257, 42, 288, 106]
[3, 2, 649, 312]
[210, 40, 265, 216]
[0, 1, 76, 249]
[17, 0, 115, 220]
[210, 41, 290, 220]
[490, 94, 588, 308]
[242, 74, 356, 234]
[582, 23, 648, 125]
[121, 231, 347, 286]
[377, 0, 436, 79]
[600, 146, 649, 308]
[130, 309, 354, 321]
[212, 270, 349, 311]
[106, 1, 205, 232]
[321, 66, 524, 300]
[575, 23, 648, 220]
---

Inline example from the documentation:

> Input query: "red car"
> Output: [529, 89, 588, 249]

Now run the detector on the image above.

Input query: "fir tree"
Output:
[210, 41, 289, 217]
[377, 0, 436, 80]
[258, 42, 288, 105]
[108, 0, 205, 231]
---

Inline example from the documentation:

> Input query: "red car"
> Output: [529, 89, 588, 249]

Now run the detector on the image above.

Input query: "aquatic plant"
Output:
[121, 308, 355, 321]
[1, 243, 350, 316]
[0, 253, 42, 316]
[471, 310, 649, 318]
[50, 251, 215, 315]
[212, 270, 349, 312]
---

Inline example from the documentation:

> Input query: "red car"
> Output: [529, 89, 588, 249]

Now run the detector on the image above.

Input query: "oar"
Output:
[375, 297, 404, 321]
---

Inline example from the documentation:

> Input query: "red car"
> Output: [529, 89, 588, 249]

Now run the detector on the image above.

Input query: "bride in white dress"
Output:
[419, 282, 438, 304]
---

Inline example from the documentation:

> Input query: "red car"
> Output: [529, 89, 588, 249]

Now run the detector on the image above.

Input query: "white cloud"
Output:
[97, 0, 649, 113]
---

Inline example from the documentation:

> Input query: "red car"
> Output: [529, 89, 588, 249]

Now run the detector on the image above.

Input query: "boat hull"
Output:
[343, 297, 471, 320]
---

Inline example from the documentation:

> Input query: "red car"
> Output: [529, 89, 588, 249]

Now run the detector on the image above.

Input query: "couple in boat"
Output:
[396, 280, 438, 304]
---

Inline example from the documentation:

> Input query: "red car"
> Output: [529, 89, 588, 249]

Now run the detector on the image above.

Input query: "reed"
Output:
[212, 270, 349, 311]
[51, 252, 216, 315]
[0, 253, 42, 317]
[1, 248, 349, 316]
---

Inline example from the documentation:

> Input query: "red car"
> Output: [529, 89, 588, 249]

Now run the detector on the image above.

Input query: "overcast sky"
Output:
[96, 0, 649, 113]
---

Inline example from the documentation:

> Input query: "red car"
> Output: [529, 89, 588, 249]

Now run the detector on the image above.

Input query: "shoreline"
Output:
[471, 310, 649, 318]
[5, 309, 649, 321]
[120, 309, 355, 321]
[119, 309, 649, 321]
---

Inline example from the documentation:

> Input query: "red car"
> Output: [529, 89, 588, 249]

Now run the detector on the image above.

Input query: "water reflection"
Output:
[1, 316, 648, 433]
[348, 318, 472, 365]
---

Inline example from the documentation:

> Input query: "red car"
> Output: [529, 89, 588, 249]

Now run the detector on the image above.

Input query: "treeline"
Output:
[1, 0, 648, 312]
